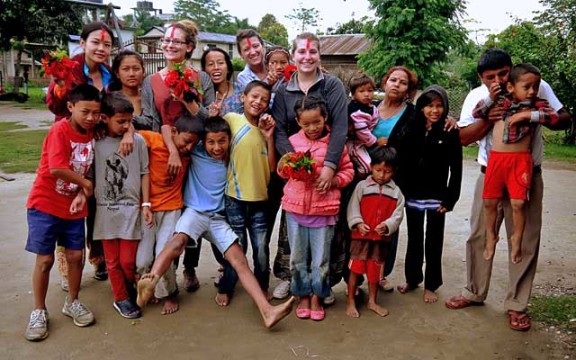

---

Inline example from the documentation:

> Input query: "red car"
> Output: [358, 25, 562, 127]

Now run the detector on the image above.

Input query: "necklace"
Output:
[216, 81, 230, 103]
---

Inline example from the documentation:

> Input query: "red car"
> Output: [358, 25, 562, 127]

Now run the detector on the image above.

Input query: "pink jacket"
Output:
[350, 105, 379, 147]
[279, 130, 354, 216]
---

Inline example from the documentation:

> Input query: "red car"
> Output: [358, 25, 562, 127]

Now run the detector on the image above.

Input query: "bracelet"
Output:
[141, 202, 152, 208]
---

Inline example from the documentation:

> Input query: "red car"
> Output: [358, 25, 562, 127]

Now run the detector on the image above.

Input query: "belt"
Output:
[480, 164, 541, 174]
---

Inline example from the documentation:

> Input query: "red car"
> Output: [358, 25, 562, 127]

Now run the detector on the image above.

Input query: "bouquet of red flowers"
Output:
[165, 62, 204, 103]
[283, 64, 297, 82]
[280, 150, 317, 182]
[41, 49, 78, 87]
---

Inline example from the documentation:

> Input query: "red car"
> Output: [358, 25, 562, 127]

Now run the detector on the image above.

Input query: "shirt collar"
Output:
[83, 63, 113, 87]
[286, 69, 324, 92]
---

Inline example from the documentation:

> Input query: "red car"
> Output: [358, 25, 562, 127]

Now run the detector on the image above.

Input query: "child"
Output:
[137, 117, 295, 328]
[217, 80, 276, 306]
[265, 46, 292, 107]
[24, 84, 100, 341]
[396, 85, 462, 303]
[135, 117, 200, 315]
[92, 92, 151, 319]
[472, 63, 559, 263]
[346, 147, 404, 317]
[278, 96, 354, 321]
[347, 74, 379, 176]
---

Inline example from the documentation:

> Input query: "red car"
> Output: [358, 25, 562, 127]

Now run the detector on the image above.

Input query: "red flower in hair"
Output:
[41, 49, 78, 87]
[164, 62, 204, 103]
[284, 64, 297, 82]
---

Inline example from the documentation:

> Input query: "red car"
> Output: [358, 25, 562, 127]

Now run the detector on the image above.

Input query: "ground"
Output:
[0, 105, 575, 359]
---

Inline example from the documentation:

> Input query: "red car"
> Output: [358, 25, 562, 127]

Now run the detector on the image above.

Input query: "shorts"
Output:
[483, 150, 533, 200]
[25, 208, 85, 255]
[174, 207, 237, 255]
[348, 258, 382, 283]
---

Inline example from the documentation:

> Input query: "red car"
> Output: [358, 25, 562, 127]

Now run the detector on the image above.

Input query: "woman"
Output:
[201, 47, 242, 116]
[235, 29, 267, 87]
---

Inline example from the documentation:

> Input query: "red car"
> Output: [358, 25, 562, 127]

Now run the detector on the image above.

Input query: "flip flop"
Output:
[508, 310, 531, 331]
[445, 295, 484, 310]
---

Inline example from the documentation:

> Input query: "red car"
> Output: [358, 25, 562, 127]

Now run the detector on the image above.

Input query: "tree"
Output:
[123, 10, 165, 37]
[358, 0, 468, 86]
[285, 5, 322, 32]
[328, 16, 373, 34]
[174, 0, 233, 33]
[258, 14, 290, 47]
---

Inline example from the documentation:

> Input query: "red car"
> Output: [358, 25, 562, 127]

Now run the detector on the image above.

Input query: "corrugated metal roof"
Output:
[199, 31, 236, 44]
[318, 34, 370, 56]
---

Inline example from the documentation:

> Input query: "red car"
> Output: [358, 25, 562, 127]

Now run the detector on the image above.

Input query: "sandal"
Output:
[508, 310, 531, 331]
[113, 299, 141, 319]
[445, 295, 483, 310]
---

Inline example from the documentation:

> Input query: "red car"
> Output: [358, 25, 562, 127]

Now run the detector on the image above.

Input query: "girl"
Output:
[396, 85, 462, 303]
[278, 96, 354, 321]
[236, 29, 267, 87]
[111, 49, 145, 116]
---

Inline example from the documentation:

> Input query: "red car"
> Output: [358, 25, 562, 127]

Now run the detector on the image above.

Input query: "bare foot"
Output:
[263, 296, 295, 329]
[484, 236, 498, 260]
[150, 296, 161, 305]
[346, 300, 360, 318]
[367, 301, 389, 317]
[397, 283, 416, 294]
[215, 292, 230, 307]
[423, 289, 438, 304]
[136, 274, 159, 308]
[161, 295, 179, 315]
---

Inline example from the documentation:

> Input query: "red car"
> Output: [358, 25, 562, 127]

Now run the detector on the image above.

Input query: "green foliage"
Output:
[0, 123, 46, 173]
[529, 295, 576, 332]
[358, 0, 468, 87]
[285, 6, 322, 32]
[173, 0, 255, 35]
[231, 58, 245, 71]
[123, 10, 165, 37]
[258, 14, 290, 47]
[328, 16, 373, 34]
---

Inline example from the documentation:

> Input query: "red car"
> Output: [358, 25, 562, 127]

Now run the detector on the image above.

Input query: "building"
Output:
[318, 34, 370, 76]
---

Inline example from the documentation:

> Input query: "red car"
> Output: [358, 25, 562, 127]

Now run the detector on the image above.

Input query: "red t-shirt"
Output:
[27, 119, 94, 219]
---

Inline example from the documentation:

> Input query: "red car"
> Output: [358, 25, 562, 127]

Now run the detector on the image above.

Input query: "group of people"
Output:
[23, 19, 570, 342]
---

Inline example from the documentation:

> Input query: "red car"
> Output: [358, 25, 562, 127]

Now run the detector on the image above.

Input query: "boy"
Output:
[346, 147, 404, 318]
[25, 84, 100, 341]
[135, 116, 200, 315]
[347, 74, 379, 176]
[137, 117, 294, 328]
[93, 92, 151, 319]
[472, 64, 559, 264]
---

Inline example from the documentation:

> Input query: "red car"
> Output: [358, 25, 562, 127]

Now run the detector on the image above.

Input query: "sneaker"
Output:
[323, 289, 336, 306]
[113, 299, 141, 319]
[93, 263, 108, 281]
[62, 298, 95, 327]
[272, 280, 291, 300]
[183, 269, 200, 292]
[24, 309, 49, 341]
[60, 277, 69, 292]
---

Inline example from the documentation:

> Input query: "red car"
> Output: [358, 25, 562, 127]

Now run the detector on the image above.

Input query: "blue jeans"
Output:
[218, 196, 270, 294]
[286, 213, 333, 298]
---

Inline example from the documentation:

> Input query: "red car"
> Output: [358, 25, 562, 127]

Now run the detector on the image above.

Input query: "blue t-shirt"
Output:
[183, 142, 227, 213]
[371, 105, 407, 139]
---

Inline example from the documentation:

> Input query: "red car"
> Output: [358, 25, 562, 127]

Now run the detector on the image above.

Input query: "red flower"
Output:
[281, 150, 316, 182]
[164, 62, 204, 103]
[284, 64, 297, 82]
[41, 50, 78, 87]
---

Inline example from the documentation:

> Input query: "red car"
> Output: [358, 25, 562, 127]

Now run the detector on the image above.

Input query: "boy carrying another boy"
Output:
[25, 84, 100, 341]
[137, 117, 295, 328]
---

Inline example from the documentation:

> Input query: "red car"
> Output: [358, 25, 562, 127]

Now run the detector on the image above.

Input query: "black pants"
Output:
[404, 206, 446, 292]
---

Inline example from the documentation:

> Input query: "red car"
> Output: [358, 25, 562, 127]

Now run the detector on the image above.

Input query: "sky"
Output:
[111, 0, 546, 43]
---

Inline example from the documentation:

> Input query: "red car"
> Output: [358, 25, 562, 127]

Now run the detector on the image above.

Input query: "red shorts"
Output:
[483, 150, 533, 200]
[348, 259, 382, 283]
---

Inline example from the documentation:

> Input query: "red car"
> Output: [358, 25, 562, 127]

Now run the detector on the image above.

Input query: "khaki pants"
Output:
[461, 170, 543, 312]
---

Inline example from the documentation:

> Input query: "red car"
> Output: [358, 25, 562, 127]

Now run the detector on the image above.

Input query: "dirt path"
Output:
[0, 105, 574, 359]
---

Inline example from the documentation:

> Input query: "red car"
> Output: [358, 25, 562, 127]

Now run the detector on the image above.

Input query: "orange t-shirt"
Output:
[139, 131, 189, 212]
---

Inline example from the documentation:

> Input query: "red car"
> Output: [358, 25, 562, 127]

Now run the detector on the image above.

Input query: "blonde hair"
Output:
[169, 20, 199, 59]
[291, 32, 320, 53]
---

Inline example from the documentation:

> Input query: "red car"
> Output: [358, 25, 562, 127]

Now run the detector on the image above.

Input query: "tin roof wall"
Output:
[318, 34, 370, 56]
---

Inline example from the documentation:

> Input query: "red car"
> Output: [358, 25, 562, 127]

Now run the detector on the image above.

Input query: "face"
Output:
[478, 66, 511, 88]
[371, 162, 394, 185]
[81, 30, 113, 65]
[293, 39, 320, 75]
[116, 56, 144, 90]
[239, 36, 264, 67]
[204, 51, 228, 85]
[173, 131, 199, 155]
[296, 108, 326, 140]
[268, 52, 290, 77]
[508, 73, 540, 102]
[161, 27, 194, 63]
[204, 131, 230, 160]
[383, 70, 410, 101]
[103, 112, 132, 137]
[422, 96, 445, 126]
[242, 86, 270, 119]
[353, 83, 375, 106]
[67, 100, 101, 133]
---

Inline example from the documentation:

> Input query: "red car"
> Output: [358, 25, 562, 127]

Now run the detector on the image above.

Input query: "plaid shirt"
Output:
[473, 96, 559, 144]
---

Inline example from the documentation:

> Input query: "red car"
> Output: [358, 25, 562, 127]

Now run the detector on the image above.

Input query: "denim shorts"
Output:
[25, 208, 86, 255]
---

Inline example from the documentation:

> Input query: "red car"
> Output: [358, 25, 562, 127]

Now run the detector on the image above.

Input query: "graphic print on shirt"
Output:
[104, 153, 129, 202]
[55, 140, 94, 196]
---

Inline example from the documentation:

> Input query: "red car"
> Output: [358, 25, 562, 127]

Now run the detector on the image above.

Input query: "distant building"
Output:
[318, 34, 370, 73]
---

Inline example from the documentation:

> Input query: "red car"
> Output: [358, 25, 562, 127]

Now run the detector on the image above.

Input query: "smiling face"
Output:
[422, 96, 445, 128]
[103, 112, 132, 137]
[239, 36, 264, 68]
[161, 26, 194, 63]
[296, 108, 326, 140]
[241, 85, 270, 120]
[293, 39, 320, 75]
[204, 50, 229, 85]
[116, 55, 144, 90]
[383, 70, 410, 102]
[204, 131, 230, 160]
[81, 30, 113, 66]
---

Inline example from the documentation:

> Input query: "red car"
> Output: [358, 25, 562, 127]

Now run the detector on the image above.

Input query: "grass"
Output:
[13, 86, 47, 110]
[0, 122, 46, 173]
[529, 295, 576, 333]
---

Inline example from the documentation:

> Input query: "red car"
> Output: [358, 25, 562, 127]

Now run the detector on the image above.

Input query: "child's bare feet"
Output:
[161, 294, 179, 315]
[423, 289, 438, 304]
[346, 300, 360, 318]
[263, 296, 295, 329]
[136, 274, 159, 308]
[397, 283, 416, 294]
[367, 301, 389, 317]
[215, 292, 230, 307]
[510, 234, 522, 264]
[484, 236, 498, 260]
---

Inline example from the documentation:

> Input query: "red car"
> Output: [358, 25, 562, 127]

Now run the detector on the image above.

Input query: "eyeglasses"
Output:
[160, 38, 188, 47]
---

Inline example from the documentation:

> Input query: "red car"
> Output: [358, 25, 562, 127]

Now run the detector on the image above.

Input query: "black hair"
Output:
[101, 91, 134, 116]
[476, 48, 512, 75]
[174, 116, 204, 135]
[112, 50, 144, 75]
[370, 146, 398, 170]
[294, 95, 328, 119]
[200, 48, 234, 81]
[81, 21, 115, 44]
[68, 84, 101, 104]
[349, 74, 376, 95]
[509, 63, 541, 84]
[265, 46, 291, 65]
[203, 116, 232, 140]
[243, 80, 272, 96]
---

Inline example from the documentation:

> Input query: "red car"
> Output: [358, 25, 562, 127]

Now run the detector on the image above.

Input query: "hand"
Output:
[444, 116, 458, 131]
[277, 153, 291, 173]
[487, 103, 504, 123]
[118, 132, 134, 157]
[507, 110, 531, 127]
[436, 205, 448, 214]
[374, 222, 388, 235]
[315, 166, 335, 193]
[70, 191, 87, 215]
[208, 92, 223, 117]
[488, 82, 504, 101]
[82, 179, 93, 198]
[167, 151, 183, 178]
[266, 70, 279, 86]
[376, 137, 389, 147]
[258, 114, 275, 139]
[142, 207, 154, 228]
[356, 223, 370, 236]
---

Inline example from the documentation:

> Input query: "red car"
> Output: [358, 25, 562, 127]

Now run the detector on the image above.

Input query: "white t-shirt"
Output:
[458, 79, 563, 166]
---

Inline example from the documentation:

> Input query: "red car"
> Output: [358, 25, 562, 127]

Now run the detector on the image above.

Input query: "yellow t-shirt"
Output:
[224, 113, 270, 201]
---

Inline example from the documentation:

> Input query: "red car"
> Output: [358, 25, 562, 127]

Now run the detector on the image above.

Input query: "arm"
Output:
[323, 77, 348, 169]
[441, 130, 463, 212]
[271, 86, 295, 155]
[472, 96, 495, 121]
[141, 173, 153, 227]
[46, 80, 70, 118]
[118, 124, 135, 156]
[160, 124, 182, 177]
[346, 182, 365, 230]
[381, 191, 405, 235]
[259, 114, 277, 172]
[331, 146, 354, 189]
[135, 76, 159, 131]
[51, 169, 93, 197]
